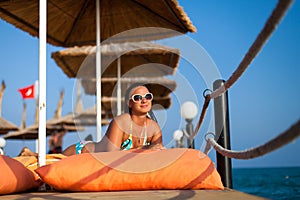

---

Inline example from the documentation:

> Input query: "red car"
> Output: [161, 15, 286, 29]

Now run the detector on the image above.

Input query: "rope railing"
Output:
[191, 0, 293, 139]
[204, 119, 300, 159]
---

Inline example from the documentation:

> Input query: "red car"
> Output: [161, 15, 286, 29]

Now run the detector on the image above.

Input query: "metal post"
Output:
[178, 133, 184, 148]
[186, 119, 195, 149]
[213, 79, 233, 188]
[176, 137, 184, 148]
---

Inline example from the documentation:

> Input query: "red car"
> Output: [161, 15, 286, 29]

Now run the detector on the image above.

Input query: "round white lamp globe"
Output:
[181, 101, 198, 120]
[173, 130, 184, 141]
[0, 137, 6, 148]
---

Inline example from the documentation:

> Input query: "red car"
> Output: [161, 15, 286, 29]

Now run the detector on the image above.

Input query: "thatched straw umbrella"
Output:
[2, 123, 84, 140]
[47, 82, 111, 127]
[51, 41, 180, 79]
[0, 81, 19, 135]
[0, 0, 196, 47]
[3, 91, 85, 140]
[0, 118, 19, 135]
[52, 42, 179, 115]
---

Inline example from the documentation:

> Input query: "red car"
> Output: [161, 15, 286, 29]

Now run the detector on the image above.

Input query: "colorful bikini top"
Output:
[120, 119, 148, 150]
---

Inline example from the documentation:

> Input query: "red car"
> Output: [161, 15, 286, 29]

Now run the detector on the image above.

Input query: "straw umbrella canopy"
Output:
[0, 118, 19, 135]
[2, 123, 84, 140]
[0, 81, 19, 134]
[51, 41, 180, 79]
[46, 85, 111, 127]
[52, 42, 179, 115]
[74, 107, 111, 127]
[0, 0, 196, 47]
[2, 104, 86, 140]
[3, 91, 85, 140]
[3, 110, 111, 140]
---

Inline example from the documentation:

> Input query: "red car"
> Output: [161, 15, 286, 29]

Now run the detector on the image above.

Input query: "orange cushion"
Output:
[0, 155, 40, 195]
[35, 148, 224, 191]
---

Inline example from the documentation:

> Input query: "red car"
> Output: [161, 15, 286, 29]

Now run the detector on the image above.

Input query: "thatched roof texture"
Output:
[51, 41, 180, 79]
[0, 81, 19, 134]
[0, 0, 196, 47]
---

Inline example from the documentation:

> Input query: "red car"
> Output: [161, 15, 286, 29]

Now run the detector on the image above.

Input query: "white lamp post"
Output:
[181, 101, 198, 148]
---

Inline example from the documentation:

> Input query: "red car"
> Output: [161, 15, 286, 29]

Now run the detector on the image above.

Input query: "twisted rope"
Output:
[205, 119, 300, 159]
[211, 0, 293, 99]
[192, 0, 293, 138]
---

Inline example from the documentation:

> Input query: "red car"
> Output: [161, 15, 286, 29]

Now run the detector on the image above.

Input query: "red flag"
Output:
[18, 84, 35, 99]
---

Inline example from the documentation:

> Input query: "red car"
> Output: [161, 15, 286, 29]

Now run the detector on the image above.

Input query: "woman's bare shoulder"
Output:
[147, 118, 161, 135]
[114, 113, 131, 122]
[112, 113, 131, 132]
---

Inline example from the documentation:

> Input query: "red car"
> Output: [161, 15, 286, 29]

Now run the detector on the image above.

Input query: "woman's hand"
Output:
[134, 143, 165, 150]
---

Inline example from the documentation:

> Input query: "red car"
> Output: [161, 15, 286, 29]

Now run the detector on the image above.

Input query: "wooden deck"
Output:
[1, 188, 267, 200]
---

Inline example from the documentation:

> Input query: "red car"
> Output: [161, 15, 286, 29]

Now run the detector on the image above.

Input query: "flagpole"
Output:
[38, 0, 47, 167]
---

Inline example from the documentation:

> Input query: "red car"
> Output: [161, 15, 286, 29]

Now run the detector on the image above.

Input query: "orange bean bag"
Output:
[35, 148, 224, 191]
[0, 155, 40, 195]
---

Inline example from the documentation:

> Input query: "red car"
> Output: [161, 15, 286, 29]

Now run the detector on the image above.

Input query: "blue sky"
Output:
[0, 0, 299, 168]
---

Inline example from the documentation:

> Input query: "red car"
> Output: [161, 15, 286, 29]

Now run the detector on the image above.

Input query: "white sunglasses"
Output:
[131, 93, 153, 103]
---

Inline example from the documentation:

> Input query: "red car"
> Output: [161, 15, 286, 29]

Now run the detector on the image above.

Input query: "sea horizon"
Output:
[232, 166, 300, 200]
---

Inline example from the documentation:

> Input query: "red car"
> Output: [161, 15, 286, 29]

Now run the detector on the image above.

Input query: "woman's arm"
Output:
[94, 119, 124, 152]
[136, 121, 164, 150]
[150, 129, 163, 146]
[133, 131, 163, 150]
[150, 120, 163, 147]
